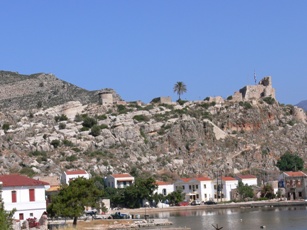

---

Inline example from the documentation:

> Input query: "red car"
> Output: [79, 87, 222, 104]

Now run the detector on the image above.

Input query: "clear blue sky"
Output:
[1, 1, 306, 105]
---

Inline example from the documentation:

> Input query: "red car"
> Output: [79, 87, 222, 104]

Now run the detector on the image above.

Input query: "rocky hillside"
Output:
[0, 71, 121, 110]
[0, 72, 306, 182]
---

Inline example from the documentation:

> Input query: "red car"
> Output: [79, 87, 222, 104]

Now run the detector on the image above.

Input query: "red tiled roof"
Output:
[112, 173, 133, 178]
[0, 174, 49, 187]
[236, 175, 257, 179]
[284, 171, 307, 177]
[195, 177, 211, 181]
[222, 176, 236, 181]
[156, 181, 173, 185]
[65, 170, 87, 175]
[180, 178, 193, 182]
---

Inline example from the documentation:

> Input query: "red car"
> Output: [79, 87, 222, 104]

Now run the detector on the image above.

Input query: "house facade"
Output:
[155, 181, 174, 196]
[105, 173, 134, 188]
[0, 174, 50, 220]
[60, 169, 90, 185]
[174, 177, 212, 202]
[235, 175, 258, 186]
[278, 171, 307, 200]
[212, 176, 238, 202]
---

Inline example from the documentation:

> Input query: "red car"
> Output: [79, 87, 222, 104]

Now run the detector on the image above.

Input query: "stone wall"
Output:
[233, 76, 276, 101]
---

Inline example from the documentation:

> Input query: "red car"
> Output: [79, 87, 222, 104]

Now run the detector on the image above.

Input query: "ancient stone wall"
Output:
[233, 76, 276, 101]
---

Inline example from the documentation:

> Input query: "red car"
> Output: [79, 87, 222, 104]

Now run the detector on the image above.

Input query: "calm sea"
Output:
[147, 206, 307, 230]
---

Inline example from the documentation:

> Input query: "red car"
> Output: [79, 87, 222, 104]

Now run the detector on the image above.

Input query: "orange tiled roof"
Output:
[222, 176, 236, 181]
[112, 173, 133, 178]
[65, 169, 87, 175]
[284, 171, 307, 177]
[156, 181, 173, 185]
[0, 174, 49, 187]
[195, 177, 211, 181]
[180, 178, 193, 182]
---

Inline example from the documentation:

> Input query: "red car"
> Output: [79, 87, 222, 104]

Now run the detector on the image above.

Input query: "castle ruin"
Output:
[232, 76, 276, 101]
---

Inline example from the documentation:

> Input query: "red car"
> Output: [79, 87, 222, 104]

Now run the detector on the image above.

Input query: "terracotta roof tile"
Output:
[222, 176, 237, 181]
[156, 181, 173, 185]
[65, 170, 87, 175]
[284, 171, 307, 177]
[195, 177, 211, 181]
[112, 173, 133, 178]
[0, 174, 49, 187]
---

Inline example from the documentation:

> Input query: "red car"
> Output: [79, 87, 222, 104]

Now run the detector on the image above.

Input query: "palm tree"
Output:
[173, 81, 187, 100]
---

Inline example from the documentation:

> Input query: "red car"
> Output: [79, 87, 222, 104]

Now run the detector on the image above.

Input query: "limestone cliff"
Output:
[0, 72, 306, 182]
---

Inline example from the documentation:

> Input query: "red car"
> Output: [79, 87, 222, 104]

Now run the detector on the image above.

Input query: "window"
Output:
[214, 194, 217, 199]
[196, 194, 199, 199]
[196, 185, 198, 189]
[189, 185, 192, 190]
[19, 213, 24, 220]
[204, 184, 207, 189]
[30, 213, 33, 217]
[29, 189, 35, 202]
[214, 185, 217, 190]
[162, 188, 167, 196]
[11, 191, 17, 203]
[182, 185, 185, 190]
[205, 194, 207, 198]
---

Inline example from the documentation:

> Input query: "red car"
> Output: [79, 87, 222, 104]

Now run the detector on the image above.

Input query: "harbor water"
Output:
[146, 206, 307, 230]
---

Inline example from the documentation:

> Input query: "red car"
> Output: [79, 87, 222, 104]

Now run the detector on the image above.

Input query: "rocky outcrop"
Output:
[0, 72, 306, 181]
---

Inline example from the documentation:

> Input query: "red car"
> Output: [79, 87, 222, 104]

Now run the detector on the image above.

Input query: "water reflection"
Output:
[149, 206, 307, 230]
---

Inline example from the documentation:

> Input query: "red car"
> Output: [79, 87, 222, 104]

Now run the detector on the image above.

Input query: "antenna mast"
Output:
[254, 70, 257, 84]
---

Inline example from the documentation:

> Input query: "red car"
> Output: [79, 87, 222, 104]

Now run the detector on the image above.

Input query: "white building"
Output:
[105, 173, 134, 188]
[61, 169, 90, 185]
[212, 176, 238, 202]
[155, 181, 174, 196]
[235, 174, 258, 186]
[174, 177, 213, 202]
[0, 174, 50, 220]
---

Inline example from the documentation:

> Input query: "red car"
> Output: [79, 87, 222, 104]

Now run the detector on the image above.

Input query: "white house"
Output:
[155, 181, 174, 196]
[235, 174, 258, 186]
[61, 169, 90, 185]
[212, 176, 238, 202]
[174, 177, 212, 202]
[0, 174, 50, 220]
[105, 173, 134, 188]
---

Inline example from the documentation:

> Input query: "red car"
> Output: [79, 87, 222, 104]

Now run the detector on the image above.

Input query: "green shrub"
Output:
[19, 167, 36, 177]
[66, 155, 77, 162]
[62, 139, 74, 147]
[50, 139, 61, 148]
[227, 96, 233, 100]
[263, 96, 275, 105]
[133, 115, 150, 122]
[55, 114, 68, 122]
[100, 124, 108, 129]
[96, 114, 107, 120]
[59, 122, 66, 129]
[82, 117, 97, 128]
[29, 151, 47, 157]
[90, 125, 101, 136]
[2, 123, 10, 131]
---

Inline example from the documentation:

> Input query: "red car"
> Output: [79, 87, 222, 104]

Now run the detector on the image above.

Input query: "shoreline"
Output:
[110, 200, 307, 215]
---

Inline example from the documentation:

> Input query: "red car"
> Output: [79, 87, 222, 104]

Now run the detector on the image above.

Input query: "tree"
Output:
[0, 198, 15, 230]
[261, 184, 275, 199]
[173, 81, 187, 100]
[47, 177, 104, 226]
[237, 181, 254, 201]
[166, 189, 184, 206]
[276, 152, 304, 171]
